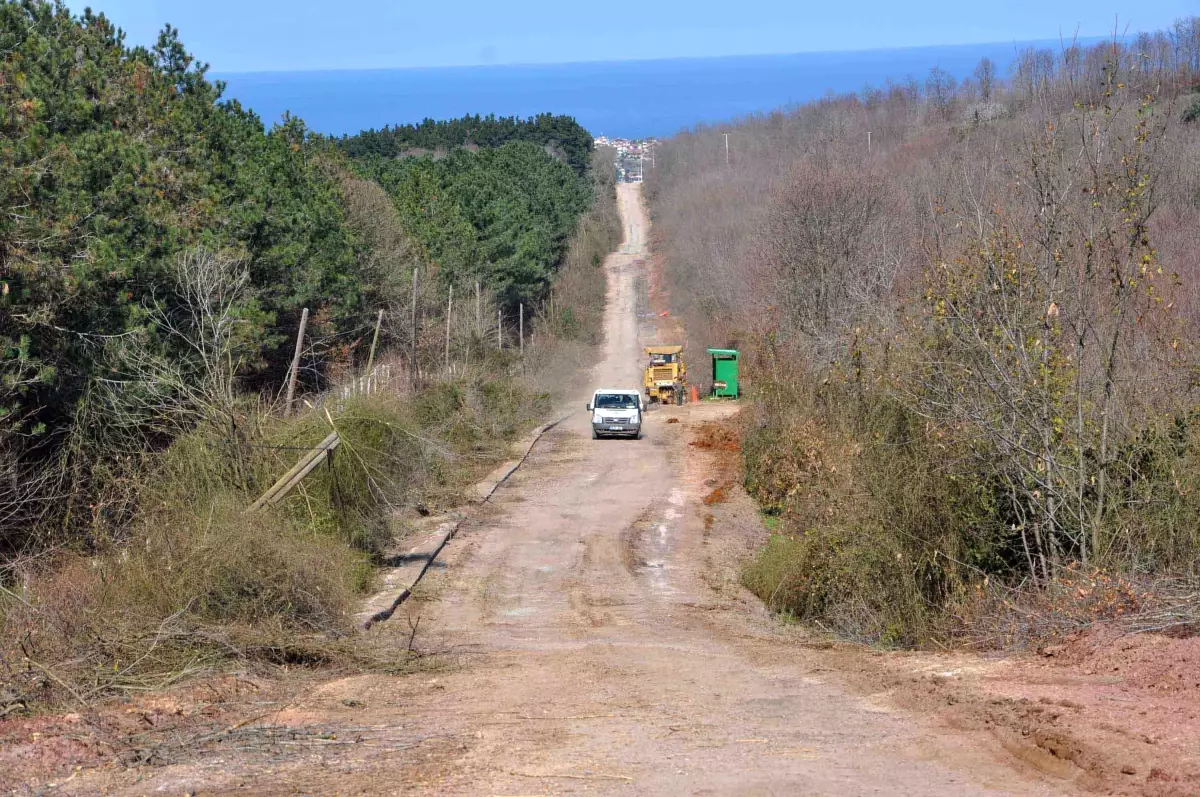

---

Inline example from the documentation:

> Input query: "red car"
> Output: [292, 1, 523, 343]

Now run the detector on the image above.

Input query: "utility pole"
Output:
[475, 280, 482, 337]
[445, 285, 453, 374]
[284, 307, 309, 417]
[519, 303, 524, 358]
[724, 133, 730, 168]
[497, 308, 502, 349]
[868, 131, 872, 155]
[410, 268, 419, 391]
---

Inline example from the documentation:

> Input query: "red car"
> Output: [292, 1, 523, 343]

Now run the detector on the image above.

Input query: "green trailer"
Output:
[707, 349, 740, 399]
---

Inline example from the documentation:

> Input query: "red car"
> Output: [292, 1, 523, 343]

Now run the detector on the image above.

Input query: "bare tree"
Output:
[66, 249, 256, 475]
[644, 16, 1200, 594]
[925, 67, 957, 119]
[973, 57, 997, 102]
[756, 158, 892, 361]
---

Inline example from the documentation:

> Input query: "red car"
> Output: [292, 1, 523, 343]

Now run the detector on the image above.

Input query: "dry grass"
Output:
[957, 569, 1200, 650]
[737, 377, 999, 647]
[0, 375, 552, 712]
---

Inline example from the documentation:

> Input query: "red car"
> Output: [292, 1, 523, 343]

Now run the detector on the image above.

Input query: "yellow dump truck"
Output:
[643, 345, 687, 405]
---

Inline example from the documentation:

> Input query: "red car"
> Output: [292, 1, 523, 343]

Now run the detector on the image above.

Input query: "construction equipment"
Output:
[643, 345, 687, 405]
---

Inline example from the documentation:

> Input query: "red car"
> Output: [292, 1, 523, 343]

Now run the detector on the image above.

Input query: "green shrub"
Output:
[737, 359, 1200, 648]
[739, 376, 1003, 646]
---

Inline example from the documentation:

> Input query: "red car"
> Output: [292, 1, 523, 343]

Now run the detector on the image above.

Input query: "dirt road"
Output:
[43, 184, 1080, 796]
[281, 183, 1069, 796]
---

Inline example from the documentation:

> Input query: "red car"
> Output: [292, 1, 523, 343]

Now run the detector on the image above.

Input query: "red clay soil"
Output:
[689, 421, 741, 452]
[976, 626, 1200, 795]
[0, 674, 284, 793]
[1046, 624, 1200, 694]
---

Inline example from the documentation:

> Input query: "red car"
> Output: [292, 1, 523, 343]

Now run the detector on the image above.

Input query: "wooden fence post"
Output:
[445, 285, 453, 374]
[284, 307, 309, 417]
[410, 268, 419, 391]
[246, 431, 340, 512]
[366, 308, 384, 374]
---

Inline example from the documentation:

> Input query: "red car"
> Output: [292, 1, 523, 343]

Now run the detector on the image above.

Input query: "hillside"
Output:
[646, 20, 1200, 645]
[0, 0, 621, 721]
[0, 2, 607, 556]
[6, 7, 1200, 795]
[353, 141, 592, 309]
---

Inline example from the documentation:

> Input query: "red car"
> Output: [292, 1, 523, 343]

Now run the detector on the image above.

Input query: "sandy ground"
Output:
[7, 184, 1199, 796]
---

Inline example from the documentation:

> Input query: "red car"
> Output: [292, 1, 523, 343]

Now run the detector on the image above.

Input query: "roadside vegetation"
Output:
[0, 0, 618, 713]
[647, 19, 1200, 647]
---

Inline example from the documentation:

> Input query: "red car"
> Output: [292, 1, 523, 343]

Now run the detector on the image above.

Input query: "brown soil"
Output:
[689, 421, 741, 452]
[5, 183, 1199, 797]
[1047, 624, 1200, 694]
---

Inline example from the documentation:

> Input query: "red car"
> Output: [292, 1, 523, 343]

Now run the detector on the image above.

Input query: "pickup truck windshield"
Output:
[595, 394, 639, 410]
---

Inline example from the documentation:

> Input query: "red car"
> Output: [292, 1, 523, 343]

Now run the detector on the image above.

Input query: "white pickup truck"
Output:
[587, 388, 644, 439]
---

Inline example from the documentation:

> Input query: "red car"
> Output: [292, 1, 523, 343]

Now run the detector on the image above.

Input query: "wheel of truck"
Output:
[592, 428, 600, 440]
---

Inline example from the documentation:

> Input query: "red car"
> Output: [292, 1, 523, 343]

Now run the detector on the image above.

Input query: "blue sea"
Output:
[215, 39, 1098, 139]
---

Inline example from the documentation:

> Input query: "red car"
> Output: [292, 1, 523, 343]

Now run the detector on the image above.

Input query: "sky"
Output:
[71, 1, 1194, 74]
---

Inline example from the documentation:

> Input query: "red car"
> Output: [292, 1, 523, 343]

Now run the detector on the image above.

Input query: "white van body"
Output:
[587, 388, 643, 439]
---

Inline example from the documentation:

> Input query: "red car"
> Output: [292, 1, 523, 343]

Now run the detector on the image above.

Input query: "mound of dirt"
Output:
[1045, 623, 1200, 695]
[689, 422, 740, 452]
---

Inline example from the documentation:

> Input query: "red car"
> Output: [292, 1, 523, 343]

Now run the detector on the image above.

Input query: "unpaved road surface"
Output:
[361, 185, 1066, 796]
[28, 184, 1084, 796]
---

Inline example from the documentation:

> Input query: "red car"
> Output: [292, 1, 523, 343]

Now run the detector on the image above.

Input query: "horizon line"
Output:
[211, 33, 1112, 78]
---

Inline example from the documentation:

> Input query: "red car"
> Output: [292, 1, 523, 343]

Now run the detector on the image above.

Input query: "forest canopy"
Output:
[1, 2, 375, 443]
[0, 1, 600, 546]
[338, 113, 594, 176]
[354, 142, 592, 309]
